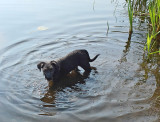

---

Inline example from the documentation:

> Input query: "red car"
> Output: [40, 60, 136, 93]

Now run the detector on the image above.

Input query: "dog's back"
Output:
[57, 49, 99, 75]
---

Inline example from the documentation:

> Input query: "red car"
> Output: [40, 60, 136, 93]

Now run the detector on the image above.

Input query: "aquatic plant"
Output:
[127, 0, 160, 56]
[106, 21, 109, 35]
[146, 32, 152, 54]
[144, 31, 160, 56]
[134, 0, 148, 13]
[128, 0, 134, 33]
[149, 1, 157, 34]
[145, 0, 160, 56]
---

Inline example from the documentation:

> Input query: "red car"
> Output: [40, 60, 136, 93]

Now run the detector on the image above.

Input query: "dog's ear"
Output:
[37, 62, 45, 72]
[51, 60, 60, 71]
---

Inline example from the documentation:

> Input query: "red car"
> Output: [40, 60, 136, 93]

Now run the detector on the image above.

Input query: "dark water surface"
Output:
[0, 0, 160, 122]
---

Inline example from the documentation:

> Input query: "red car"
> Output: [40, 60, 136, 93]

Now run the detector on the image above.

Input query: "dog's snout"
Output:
[44, 72, 53, 81]
[45, 75, 52, 81]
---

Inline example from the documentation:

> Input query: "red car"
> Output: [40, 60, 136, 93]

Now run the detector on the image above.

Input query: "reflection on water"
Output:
[41, 70, 89, 104]
[0, 0, 160, 121]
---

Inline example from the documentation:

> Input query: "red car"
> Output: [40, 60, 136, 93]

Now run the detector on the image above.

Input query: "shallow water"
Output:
[0, 0, 160, 122]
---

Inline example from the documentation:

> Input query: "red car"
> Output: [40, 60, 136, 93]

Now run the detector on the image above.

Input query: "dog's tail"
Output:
[89, 54, 100, 62]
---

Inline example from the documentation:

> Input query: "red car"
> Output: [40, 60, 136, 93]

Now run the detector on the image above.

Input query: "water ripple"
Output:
[0, 0, 155, 121]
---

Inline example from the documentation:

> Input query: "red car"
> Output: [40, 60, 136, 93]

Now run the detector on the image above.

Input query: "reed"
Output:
[126, 0, 160, 56]
[128, 0, 134, 33]
[149, 0, 160, 34]
[145, 0, 160, 56]
[145, 31, 160, 56]
[146, 32, 152, 54]
[149, 1, 157, 34]
[126, 0, 160, 55]
[157, 0, 160, 21]
[106, 21, 109, 35]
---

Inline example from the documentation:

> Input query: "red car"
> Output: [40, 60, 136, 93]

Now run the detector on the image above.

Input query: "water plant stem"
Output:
[128, 0, 134, 33]
[145, 0, 160, 56]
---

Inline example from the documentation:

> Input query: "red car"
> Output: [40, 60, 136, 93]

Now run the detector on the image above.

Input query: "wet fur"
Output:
[37, 49, 100, 85]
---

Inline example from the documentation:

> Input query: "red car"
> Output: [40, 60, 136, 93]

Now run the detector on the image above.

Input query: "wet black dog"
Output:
[37, 49, 100, 87]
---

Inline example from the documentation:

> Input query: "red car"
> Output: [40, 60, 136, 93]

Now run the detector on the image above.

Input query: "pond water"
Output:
[0, 0, 160, 122]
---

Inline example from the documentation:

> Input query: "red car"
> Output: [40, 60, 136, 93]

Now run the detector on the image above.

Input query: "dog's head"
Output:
[37, 61, 60, 86]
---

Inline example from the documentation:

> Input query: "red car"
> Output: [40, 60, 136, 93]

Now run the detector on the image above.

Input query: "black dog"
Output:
[37, 49, 100, 87]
